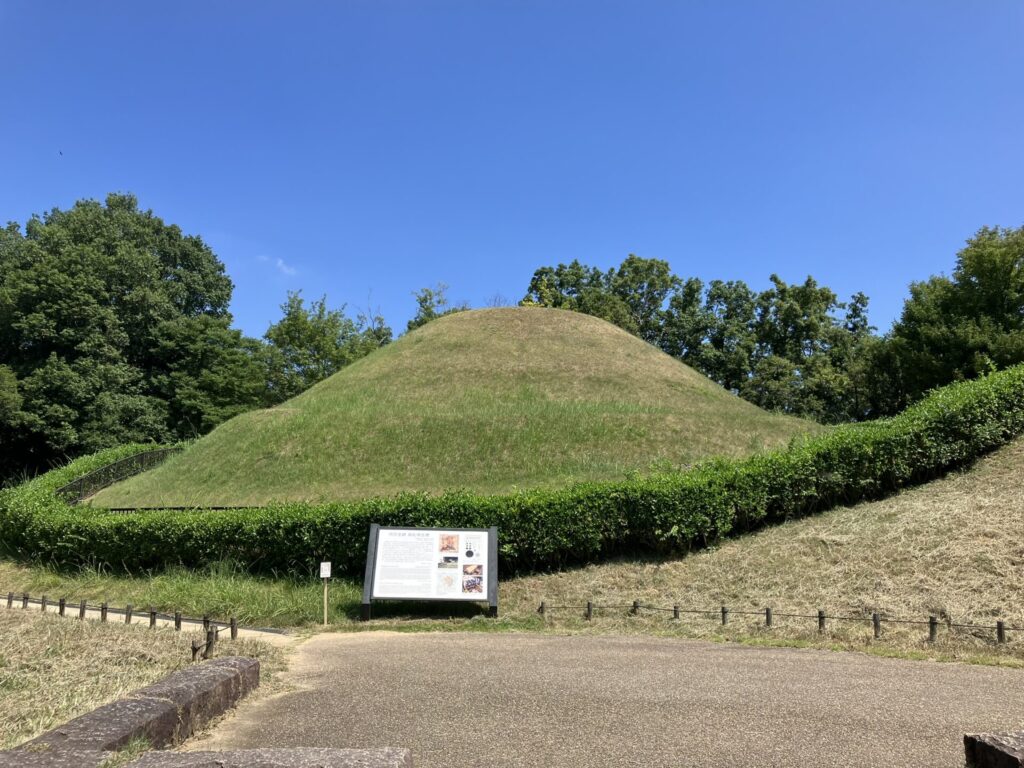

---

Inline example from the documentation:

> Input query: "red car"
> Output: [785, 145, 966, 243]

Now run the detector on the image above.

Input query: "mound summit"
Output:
[93, 308, 813, 506]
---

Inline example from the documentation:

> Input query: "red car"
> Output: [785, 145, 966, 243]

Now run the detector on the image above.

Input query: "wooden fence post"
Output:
[721, 605, 728, 626]
[203, 628, 216, 659]
[22, 593, 29, 609]
[673, 605, 680, 621]
[631, 600, 640, 616]
[41, 595, 47, 613]
[59, 598, 66, 617]
[765, 607, 773, 627]
[538, 601, 545, 617]
[872, 612, 881, 639]
[174, 612, 182, 631]
[191, 639, 201, 662]
[101, 602, 108, 622]
[149, 608, 157, 628]
[928, 616, 937, 643]
[230, 617, 238, 641]
[585, 601, 593, 621]
[817, 609, 826, 633]
[997, 621, 1006, 644]
[125, 604, 133, 625]
[6, 592, 12, 609]
[79, 599, 86, 619]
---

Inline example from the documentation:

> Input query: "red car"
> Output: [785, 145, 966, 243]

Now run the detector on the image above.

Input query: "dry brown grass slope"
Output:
[93, 307, 813, 507]
[0, 609, 280, 750]
[504, 436, 1024, 662]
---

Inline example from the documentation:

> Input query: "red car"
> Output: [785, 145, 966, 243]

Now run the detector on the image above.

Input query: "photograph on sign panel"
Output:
[438, 556, 459, 569]
[463, 563, 483, 577]
[437, 573, 459, 594]
[463, 576, 483, 594]
[439, 534, 459, 553]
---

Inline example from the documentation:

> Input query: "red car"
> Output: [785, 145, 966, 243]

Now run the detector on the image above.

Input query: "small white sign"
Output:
[320, 561, 332, 579]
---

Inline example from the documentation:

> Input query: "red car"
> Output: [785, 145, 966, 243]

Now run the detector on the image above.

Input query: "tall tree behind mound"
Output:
[890, 225, 1024, 405]
[0, 194, 262, 478]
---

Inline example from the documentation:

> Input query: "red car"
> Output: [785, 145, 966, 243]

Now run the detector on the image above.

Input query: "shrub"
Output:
[2, 365, 1023, 577]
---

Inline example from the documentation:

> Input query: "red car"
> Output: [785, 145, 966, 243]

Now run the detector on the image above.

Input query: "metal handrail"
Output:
[55, 447, 182, 504]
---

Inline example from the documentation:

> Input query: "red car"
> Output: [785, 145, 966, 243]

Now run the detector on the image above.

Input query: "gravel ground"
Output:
[189, 631, 1024, 767]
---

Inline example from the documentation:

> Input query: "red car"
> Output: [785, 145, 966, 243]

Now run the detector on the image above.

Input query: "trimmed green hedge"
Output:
[2, 365, 1024, 577]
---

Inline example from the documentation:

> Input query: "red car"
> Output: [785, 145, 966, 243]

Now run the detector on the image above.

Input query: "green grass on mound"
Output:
[93, 307, 812, 506]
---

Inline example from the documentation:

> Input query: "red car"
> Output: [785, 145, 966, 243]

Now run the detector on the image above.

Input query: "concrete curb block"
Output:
[128, 747, 414, 767]
[966, 731, 1024, 767]
[0, 657, 259, 767]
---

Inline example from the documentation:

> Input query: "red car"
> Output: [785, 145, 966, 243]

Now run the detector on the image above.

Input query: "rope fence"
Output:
[537, 600, 1020, 645]
[5, 590, 240, 662]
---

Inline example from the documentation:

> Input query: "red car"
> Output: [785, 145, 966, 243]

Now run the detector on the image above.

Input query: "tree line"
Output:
[521, 229, 1024, 423]
[0, 194, 399, 481]
[1, 193, 1021, 482]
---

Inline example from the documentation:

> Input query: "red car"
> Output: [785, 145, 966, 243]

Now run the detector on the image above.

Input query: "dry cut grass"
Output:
[501, 437, 1024, 664]
[0, 608, 280, 750]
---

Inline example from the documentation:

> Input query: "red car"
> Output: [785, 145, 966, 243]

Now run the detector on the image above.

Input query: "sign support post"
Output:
[320, 561, 331, 626]
[360, 524, 380, 621]
[487, 525, 498, 617]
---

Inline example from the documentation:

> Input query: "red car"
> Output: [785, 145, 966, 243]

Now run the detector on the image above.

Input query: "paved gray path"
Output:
[190, 631, 1024, 767]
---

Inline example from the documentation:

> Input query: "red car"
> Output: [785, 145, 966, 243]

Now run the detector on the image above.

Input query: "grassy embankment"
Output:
[92, 307, 812, 507]
[7, 436, 1022, 665]
[0, 609, 283, 751]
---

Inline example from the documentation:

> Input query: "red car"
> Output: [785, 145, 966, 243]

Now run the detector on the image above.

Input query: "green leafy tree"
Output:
[0, 193, 253, 478]
[609, 255, 679, 344]
[0, 365, 26, 481]
[660, 277, 710, 365]
[148, 316, 269, 438]
[265, 292, 392, 401]
[406, 283, 468, 332]
[662, 278, 759, 392]
[520, 258, 639, 335]
[889, 226, 1024, 400]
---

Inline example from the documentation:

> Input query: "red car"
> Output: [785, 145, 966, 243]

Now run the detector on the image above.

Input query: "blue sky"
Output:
[2, 2, 1022, 337]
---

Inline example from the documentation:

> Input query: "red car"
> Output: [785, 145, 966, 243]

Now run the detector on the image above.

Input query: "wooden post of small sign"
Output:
[320, 562, 331, 627]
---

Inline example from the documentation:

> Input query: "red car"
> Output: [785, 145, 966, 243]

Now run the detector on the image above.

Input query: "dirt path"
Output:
[187, 631, 1024, 767]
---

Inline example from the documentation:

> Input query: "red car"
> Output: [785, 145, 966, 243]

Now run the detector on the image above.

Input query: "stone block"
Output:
[0, 748, 110, 768]
[965, 731, 1024, 768]
[23, 696, 182, 753]
[134, 657, 260, 737]
[128, 748, 414, 767]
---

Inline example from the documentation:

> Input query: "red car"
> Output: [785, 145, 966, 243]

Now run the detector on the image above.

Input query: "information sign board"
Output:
[360, 525, 498, 619]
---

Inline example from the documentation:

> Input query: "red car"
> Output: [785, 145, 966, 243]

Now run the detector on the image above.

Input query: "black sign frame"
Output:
[360, 524, 498, 620]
